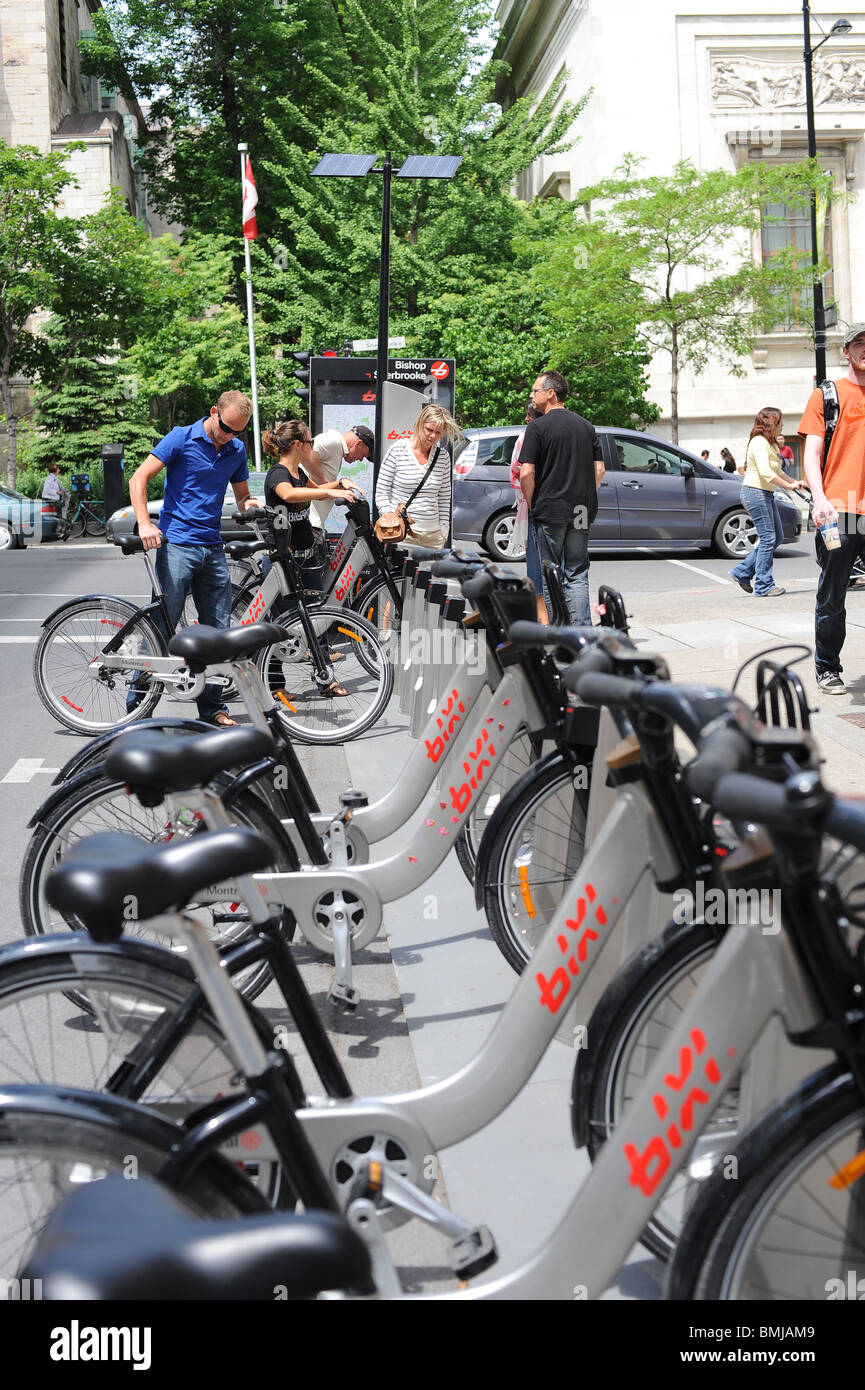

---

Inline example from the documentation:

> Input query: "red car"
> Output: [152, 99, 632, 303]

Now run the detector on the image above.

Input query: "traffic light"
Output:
[291, 349, 312, 403]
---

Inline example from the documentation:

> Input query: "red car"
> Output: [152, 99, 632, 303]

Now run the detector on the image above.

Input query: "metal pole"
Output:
[238, 142, 262, 470]
[803, 2, 826, 385]
[373, 152, 392, 514]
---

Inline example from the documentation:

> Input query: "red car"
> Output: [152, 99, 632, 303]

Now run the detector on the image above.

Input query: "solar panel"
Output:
[311, 153, 378, 178]
[396, 155, 462, 180]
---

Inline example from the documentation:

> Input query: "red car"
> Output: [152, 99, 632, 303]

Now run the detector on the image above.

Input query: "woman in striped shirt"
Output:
[375, 404, 459, 550]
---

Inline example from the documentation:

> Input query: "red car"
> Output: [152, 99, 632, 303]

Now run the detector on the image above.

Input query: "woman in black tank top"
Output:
[262, 420, 362, 695]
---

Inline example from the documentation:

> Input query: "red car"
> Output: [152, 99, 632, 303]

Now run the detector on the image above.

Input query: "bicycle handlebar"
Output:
[508, 621, 600, 656]
[685, 727, 753, 802]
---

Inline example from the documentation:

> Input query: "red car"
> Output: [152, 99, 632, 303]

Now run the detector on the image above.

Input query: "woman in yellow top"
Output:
[730, 407, 800, 597]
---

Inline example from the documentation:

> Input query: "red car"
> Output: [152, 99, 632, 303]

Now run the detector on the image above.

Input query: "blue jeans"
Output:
[127, 542, 231, 720]
[533, 518, 591, 626]
[525, 517, 543, 595]
[730, 487, 784, 596]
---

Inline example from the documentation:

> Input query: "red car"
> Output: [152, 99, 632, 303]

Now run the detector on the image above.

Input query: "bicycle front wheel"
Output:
[0, 1088, 262, 1286]
[572, 919, 740, 1262]
[34, 599, 165, 734]
[85, 512, 106, 536]
[258, 605, 394, 744]
[666, 1065, 865, 1300]
[70, 514, 86, 539]
[351, 573, 405, 670]
[454, 729, 536, 883]
[480, 752, 590, 973]
[19, 770, 298, 1000]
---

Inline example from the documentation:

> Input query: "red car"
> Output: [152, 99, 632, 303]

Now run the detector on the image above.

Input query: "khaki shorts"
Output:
[409, 527, 447, 550]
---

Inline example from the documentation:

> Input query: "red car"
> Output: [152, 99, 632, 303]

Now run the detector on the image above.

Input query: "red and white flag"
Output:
[242, 155, 258, 240]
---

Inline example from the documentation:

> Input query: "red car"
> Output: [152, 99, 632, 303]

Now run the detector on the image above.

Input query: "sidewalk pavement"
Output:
[623, 580, 865, 795]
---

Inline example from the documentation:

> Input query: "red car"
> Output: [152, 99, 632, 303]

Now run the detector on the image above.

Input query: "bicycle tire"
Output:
[351, 572, 405, 672]
[0, 936, 291, 1206]
[0, 1086, 264, 1284]
[665, 1064, 865, 1300]
[571, 918, 741, 1261]
[70, 514, 86, 539]
[19, 768, 299, 1001]
[33, 599, 165, 734]
[85, 512, 106, 536]
[479, 751, 591, 973]
[257, 605, 394, 745]
[453, 729, 537, 883]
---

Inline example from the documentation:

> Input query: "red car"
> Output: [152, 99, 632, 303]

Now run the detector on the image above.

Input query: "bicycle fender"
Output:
[53, 718, 214, 784]
[27, 766, 125, 830]
[39, 594, 145, 629]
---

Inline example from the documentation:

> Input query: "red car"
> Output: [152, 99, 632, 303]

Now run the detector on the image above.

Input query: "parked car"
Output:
[0, 483, 63, 550]
[453, 426, 802, 562]
[105, 474, 269, 544]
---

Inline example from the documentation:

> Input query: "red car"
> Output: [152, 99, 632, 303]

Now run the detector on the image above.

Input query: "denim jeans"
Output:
[815, 513, 865, 675]
[730, 486, 784, 596]
[525, 517, 543, 596]
[127, 542, 231, 720]
[533, 518, 591, 626]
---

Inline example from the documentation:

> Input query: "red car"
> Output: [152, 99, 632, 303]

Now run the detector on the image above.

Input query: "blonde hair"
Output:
[412, 403, 461, 449]
[217, 390, 253, 421]
[262, 419, 311, 459]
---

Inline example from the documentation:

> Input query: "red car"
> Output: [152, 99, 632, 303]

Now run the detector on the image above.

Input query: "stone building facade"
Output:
[493, 0, 865, 465]
[0, 0, 151, 222]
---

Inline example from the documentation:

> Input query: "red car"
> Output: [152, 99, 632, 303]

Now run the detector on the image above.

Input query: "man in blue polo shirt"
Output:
[128, 390, 258, 724]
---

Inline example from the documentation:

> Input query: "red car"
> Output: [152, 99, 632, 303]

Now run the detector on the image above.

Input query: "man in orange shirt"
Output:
[799, 323, 865, 695]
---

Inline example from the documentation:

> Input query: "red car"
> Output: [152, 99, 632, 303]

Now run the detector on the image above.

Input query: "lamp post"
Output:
[311, 152, 461, 491]
[802, 5, 852, 383]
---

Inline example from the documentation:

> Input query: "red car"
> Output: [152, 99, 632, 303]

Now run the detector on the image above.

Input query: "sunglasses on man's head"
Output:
[216, 409, 247, 436]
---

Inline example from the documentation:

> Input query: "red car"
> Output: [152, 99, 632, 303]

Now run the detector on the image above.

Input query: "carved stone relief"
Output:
[711, 54, 865, 109]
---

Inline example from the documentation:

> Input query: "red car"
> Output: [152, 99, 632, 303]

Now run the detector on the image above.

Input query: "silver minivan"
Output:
[453, 425, 801, 562]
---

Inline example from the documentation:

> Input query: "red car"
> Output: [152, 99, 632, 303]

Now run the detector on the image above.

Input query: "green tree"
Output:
[79, 0, 325, 244]
[0, 142, 157, 487]
[121, 233, 251, 438]
[558, 158, 833, 441]
[411, 201, 658, 427]
[255, 0, 583, 414]
[83, 1, 585, 424]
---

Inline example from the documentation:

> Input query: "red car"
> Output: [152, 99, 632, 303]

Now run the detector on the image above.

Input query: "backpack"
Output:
[820, 380, 840, 471]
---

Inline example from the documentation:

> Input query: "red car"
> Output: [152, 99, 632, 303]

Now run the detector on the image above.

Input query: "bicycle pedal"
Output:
[328, 981, 358, 1011]
[448, 1225, 497, 1280]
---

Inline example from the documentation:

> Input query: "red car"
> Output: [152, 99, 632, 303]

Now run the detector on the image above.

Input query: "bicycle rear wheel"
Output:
[258, 605, 393, 745]
[33, 599, 165, 733]
[85, 511, 106, 536]
[70, 514, 86, 539]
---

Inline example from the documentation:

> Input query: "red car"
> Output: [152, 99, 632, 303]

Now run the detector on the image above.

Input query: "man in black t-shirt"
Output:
[518, 370, 604, 625]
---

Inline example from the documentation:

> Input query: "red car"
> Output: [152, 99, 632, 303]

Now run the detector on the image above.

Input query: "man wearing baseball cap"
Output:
[798, 322, 865, 695]
[306, 425, 374, 532]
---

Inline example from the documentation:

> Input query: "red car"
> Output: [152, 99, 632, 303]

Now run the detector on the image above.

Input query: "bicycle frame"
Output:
[148, 770, 829, 1298]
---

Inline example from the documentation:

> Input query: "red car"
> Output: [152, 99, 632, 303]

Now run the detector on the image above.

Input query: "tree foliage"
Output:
[556, 158, 834, 439]
[0, 142, 160, 486]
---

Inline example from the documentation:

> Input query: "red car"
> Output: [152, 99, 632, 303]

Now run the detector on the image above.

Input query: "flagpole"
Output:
[237, 141, 262, 471]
